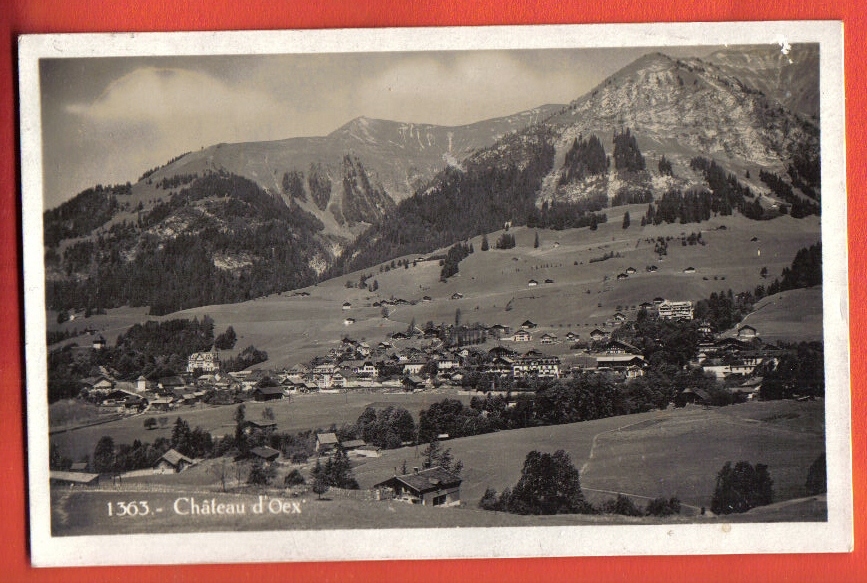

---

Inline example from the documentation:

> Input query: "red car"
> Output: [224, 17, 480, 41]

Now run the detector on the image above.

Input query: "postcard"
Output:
[19, 21, 851, 566]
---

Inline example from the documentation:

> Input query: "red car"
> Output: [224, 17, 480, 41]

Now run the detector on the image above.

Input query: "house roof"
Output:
[341, 439, 366, 449]
[254, 386, 284, 396]
[158, 449, 194, 467]
[50, 470, 100, 484]
[373, 466, 462, 494]
[250, 446, 280, 461]
[317, 432, 339, 445]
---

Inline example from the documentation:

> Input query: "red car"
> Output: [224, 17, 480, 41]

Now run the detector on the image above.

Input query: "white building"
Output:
[657, 300, 694, 321]
[187, 350, 220, 373]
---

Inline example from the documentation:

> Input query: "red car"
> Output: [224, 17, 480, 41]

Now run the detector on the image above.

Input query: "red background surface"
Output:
[1, 1, 863, 581]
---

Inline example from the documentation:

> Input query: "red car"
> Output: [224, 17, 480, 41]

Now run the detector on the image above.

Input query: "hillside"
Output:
[50, 208, 821, 368]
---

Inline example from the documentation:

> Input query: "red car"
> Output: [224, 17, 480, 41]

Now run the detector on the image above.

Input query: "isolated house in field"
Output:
[616, 273, 629, 280]
[50, 471, 100, 488]
[154, 449, 194, 473]
[343, 317, 356, 326]
[683, 267, 696, 274]
[544, 278, 554, 284]
[92, 335, 107, 350]
[316, 432, 339, 454]
[373, 466, 462, 507]
[521, 320, 537, 330]
[249, 446, 280, 464]
[342, 301, 352, 310]
[565, 331, 579, 341]
[625, 267, 637, 275]
[450, 292, 464, 300]
[737, 325, 758, 340]
[528, 279, 538, 287]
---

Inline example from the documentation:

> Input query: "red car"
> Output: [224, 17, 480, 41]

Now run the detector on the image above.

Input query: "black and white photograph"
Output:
[19, 22, 851, 566]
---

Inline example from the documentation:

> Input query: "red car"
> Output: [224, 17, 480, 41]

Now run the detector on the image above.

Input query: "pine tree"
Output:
[481, 234, 489, 251]
[622, 212, 631, 229]
[534, 231, 540, 248]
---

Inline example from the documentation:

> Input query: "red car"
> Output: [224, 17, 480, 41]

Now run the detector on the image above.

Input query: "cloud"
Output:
[355, 52, 592, 125]
[68, 67, 281, 123]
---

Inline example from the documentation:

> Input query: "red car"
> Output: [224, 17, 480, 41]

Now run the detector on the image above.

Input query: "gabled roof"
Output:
[373, 466, 462, 494]
[341, 439, 366, 449]
[250, 446, 280, 461]
[158, 449, 194, 467]
[254, 386, 285, 396]
[317, 432, 339, 445]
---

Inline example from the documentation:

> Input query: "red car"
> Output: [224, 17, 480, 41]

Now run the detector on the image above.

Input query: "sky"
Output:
[39, 45, 717, 209]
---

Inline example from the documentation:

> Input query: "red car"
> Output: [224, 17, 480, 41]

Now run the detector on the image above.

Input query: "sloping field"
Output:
[350, 400, 824, 511]
[723, 286, 823, 343]
[47, 210, 821, 368]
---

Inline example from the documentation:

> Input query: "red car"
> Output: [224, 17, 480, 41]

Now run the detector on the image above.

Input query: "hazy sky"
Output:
[40, 46, 716, 209]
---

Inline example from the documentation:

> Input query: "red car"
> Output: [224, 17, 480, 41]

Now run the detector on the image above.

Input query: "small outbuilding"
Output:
[154, 449, 195, 473]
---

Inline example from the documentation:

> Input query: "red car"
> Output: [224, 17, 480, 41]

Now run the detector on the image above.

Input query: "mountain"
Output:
[138, 106, 564, 242]
[44, 46, 821, 316]
[703, 44, 820, 120]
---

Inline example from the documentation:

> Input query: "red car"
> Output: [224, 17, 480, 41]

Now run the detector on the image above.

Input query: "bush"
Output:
[602, 494, 643, 516]
[143, 417, 157, 430]
[711, 461, 774, 514]
[283, 469, 306, 487]
[645, 497, 681, 517]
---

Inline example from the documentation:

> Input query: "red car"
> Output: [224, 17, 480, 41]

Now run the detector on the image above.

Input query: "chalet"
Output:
[595, 354, 646, 374]
[92, 335, 107, 350]
[653, 297, 665, 304]
[450, 292, 464, 300]
[158, 376, 186, 391]
[625, 267, 637, 275]
[403, 375, 426, 390]
[373, 466, 462, 507]
[678, 387, 711, 406]
[249, 446, 280, 464]
[698, 321, 714, 336]
[589, 329, 608, 341]
[683, 267, 696, 274]
[294, 291, 311, 297]
[149, 397, 174, 412]
[737, 325, 758, 340]
[391, 331, 410, 340]
[540, 333, 557, 345]
[489, 324, 512, 336]
[99, 388, 139, 406]
[528, 279, 538, 287]
[316, 432, 339, 453]
[565, 331, 579, 341]
[435, 355, 460, 370]
[486, 356, 515, 376]
[596, 338, 642, 355]
[154, 449, 194, 474]
[187, 350, 220, 373]
[612, 312, 627, 322]
[50, 471, 100, 487]
[242, 420, 277, 435]
[544, 278, 555, 284]
[512, 330, 532, 342]
[341, 439, 366, 451]
[331, 372, 347, 388]
[342, 302, 352, 310]
[617, 273, 629, 280]
[422, 295, 432, 303]
[252, 386, 285, 401]
[521, 320, 537, 330]
[81, 375, 114, 393]
[488, 346, 516, 358]
[343, 317, 356, 326]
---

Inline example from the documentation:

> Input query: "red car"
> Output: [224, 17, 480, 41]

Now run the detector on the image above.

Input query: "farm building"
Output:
[249, 446, 280, 463]
[527, 279, 538, 287]
[373, 466, 462, 507]
[520, 320, 537, 329]
[252, 386, 285, 401]
[316, 432, 339, 453]
[154, 449, 194, 473]
[342, 302, 352, 310]
[50, 471, 100, 488]
[683, 267, 696, 274]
